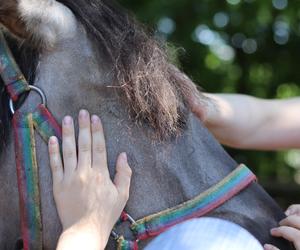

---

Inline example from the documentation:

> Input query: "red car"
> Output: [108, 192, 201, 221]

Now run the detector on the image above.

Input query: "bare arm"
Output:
[200, 94, 300, 150]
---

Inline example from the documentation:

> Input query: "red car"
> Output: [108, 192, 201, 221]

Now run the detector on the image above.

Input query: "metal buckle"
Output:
[9, 85, 47, 114]
[111, 212, 138, 241]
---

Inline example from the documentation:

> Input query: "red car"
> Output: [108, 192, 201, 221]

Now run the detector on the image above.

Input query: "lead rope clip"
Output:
[111, 212, 139, 250]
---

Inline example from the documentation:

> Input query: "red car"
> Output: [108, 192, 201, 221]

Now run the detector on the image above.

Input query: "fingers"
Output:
[48, 136, 63, 184]
[271, 226, 300, 246]
[279, 215, 300, 230]
[91, 115, 108, 176]
[286, 204, 300, 216]
[264, 244, 280, 250]
[114, 153, 132, 202]
[77, 110, 92, 171]
[189, 95, 206, 121]
[62, 116, 77, 176]
[266, 210, 300, 250]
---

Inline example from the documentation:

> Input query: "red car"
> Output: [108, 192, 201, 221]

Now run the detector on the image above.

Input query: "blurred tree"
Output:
[120, 0, 300, 207]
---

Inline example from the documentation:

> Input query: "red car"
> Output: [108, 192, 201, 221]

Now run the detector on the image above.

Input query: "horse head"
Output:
[0, 0, 293, 249]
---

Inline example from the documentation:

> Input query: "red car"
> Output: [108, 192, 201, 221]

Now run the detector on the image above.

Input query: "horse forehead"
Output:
[35, 25, 112, 97]
[40, 25, 96, 68]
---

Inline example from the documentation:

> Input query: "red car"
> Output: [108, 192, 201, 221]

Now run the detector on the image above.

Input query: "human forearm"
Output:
[202, 93, 265, 149]
[258, 97, 300, 149]
[202, 94, 300, 150]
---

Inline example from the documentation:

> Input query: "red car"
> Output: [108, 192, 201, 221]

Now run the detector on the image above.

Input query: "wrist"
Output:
[57, 219, 108, 250]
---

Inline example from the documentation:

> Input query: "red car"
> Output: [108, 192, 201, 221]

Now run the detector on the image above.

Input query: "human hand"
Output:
[264, 204, 300, 250]
[48, 110, 132, 250]
[189, 93, 210, 122]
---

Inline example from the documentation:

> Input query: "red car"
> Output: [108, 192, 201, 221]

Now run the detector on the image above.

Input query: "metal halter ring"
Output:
[9, 85, 47, 114]
[111, 212, 138, 241]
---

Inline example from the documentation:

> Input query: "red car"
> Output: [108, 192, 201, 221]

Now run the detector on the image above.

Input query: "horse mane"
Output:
[57, 0, 203, 137]
[0, 0, 204, 152]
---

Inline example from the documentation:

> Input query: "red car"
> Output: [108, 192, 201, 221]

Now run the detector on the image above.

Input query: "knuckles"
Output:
[77, 173, 88, 185]
[63, 149, 75, 159]
[51, 164, 61, 172]
[94, 172, 104, 183]
[94, 144, 106, 154]
[79, 143, 91, 153]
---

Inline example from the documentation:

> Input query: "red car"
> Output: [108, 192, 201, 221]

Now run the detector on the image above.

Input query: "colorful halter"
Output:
[0, 32, 62, 250]
[0, 31, 257, 250]
[13, 105, 62, 249]
[114, 164, 256, 250]
[0, 33, 30, 101]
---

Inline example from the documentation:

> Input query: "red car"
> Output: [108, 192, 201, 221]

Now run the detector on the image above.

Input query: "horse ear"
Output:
[0, 1, 27, 38]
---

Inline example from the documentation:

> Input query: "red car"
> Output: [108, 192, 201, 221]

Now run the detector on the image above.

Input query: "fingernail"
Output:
[91, 115, 100, 124]
[120, 152, 127, 163]
[63, 116, 72, 125]
[79, 109, 88, 119]
[264, 244, 273, 250]
[285, 209, 291, 216]
[270, 228, 277, 234]
[49, 136, 58, 145]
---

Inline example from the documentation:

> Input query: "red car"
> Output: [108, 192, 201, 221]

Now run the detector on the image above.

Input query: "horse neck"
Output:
[15, 23, 240, 186]
[15, 21, 239, 188]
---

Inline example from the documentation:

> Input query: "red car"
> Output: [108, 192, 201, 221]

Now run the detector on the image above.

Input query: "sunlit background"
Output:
[120, 0, 300, 207]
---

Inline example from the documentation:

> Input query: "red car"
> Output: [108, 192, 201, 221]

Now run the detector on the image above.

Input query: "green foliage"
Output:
[120, 0, 300, 205]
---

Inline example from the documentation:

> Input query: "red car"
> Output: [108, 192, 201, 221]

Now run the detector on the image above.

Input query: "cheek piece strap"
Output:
[0, 32, 61, 250]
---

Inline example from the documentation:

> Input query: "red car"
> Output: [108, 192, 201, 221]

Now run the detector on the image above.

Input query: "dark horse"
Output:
[0, 0, 292, 249]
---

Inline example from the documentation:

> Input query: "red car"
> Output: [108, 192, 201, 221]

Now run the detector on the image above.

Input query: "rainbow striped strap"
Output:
[132, 164, 256, 240]
[0, 32, 29, 101]
[32, 104, 62, 143]
[116, 164, 256, 250]
[117, 237, 139, 250]
[13, 112, 43, 250]
[13, 105, 62, 250]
